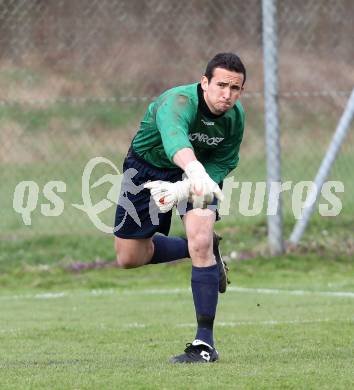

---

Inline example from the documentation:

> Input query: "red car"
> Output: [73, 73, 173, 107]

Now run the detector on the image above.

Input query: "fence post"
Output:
[289, 88, 354, 245]
[262, 0, 284, 255]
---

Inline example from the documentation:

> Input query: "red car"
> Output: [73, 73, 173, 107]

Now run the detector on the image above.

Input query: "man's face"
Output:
[201, 67, 244, 115]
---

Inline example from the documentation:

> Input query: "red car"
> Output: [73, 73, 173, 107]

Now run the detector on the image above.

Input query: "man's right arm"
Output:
[172, 148, 197, 171]
[155, 93, 223, 202]
[173, 148, 223, 201]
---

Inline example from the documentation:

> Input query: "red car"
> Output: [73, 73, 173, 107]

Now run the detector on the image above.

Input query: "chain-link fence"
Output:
[1, 0, 353, 238]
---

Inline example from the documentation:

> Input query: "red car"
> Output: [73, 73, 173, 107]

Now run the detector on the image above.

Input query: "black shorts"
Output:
[113, 148, 219, 239]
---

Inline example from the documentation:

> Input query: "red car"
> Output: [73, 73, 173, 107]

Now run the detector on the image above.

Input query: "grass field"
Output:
[1, 286, 353, 390]
[0, 226, 353, 390]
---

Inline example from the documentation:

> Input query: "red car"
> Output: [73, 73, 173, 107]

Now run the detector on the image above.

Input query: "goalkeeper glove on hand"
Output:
[184, 160, 224, 205]
[144, 179, 191, 213]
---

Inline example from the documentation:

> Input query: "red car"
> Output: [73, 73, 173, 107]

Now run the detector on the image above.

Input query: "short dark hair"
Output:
[205, 52, 246, 85]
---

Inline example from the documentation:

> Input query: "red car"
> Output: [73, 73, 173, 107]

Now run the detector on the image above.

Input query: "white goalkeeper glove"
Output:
[184, 160, 224, 204]
[144, 179, 191, 213]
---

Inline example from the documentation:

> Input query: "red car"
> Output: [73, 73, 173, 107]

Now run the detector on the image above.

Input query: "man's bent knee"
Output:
[116, 254, 141, 269]
[115, 237, 153, 269]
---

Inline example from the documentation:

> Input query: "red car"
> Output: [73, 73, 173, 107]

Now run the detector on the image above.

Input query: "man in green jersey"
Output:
[114, 53, 246, 363]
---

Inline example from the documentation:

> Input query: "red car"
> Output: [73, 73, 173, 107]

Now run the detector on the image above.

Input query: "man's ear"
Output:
[201, 75, 209, 92]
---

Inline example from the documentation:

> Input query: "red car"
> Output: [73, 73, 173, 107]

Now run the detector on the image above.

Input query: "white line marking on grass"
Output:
[123, 323, 146, 328]
[0, 287, 353, 301]
[178, 318, 354, 327]
[0, 329, 20, 334]
[122, 288, 189, 295]
[34, 292, 67, 299]
[117, 287, 354, 298]
[109, 318, 354, 330]
[228, 287, 354, 298]
[90, 289, 115, 296]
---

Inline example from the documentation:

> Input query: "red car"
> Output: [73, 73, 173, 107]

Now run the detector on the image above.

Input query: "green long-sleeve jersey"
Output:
[132, 82, 245, 184]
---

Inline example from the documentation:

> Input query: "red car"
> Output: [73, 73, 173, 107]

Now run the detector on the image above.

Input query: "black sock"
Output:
[191, 264, 219, 347]
[150, 235, 190, 264]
